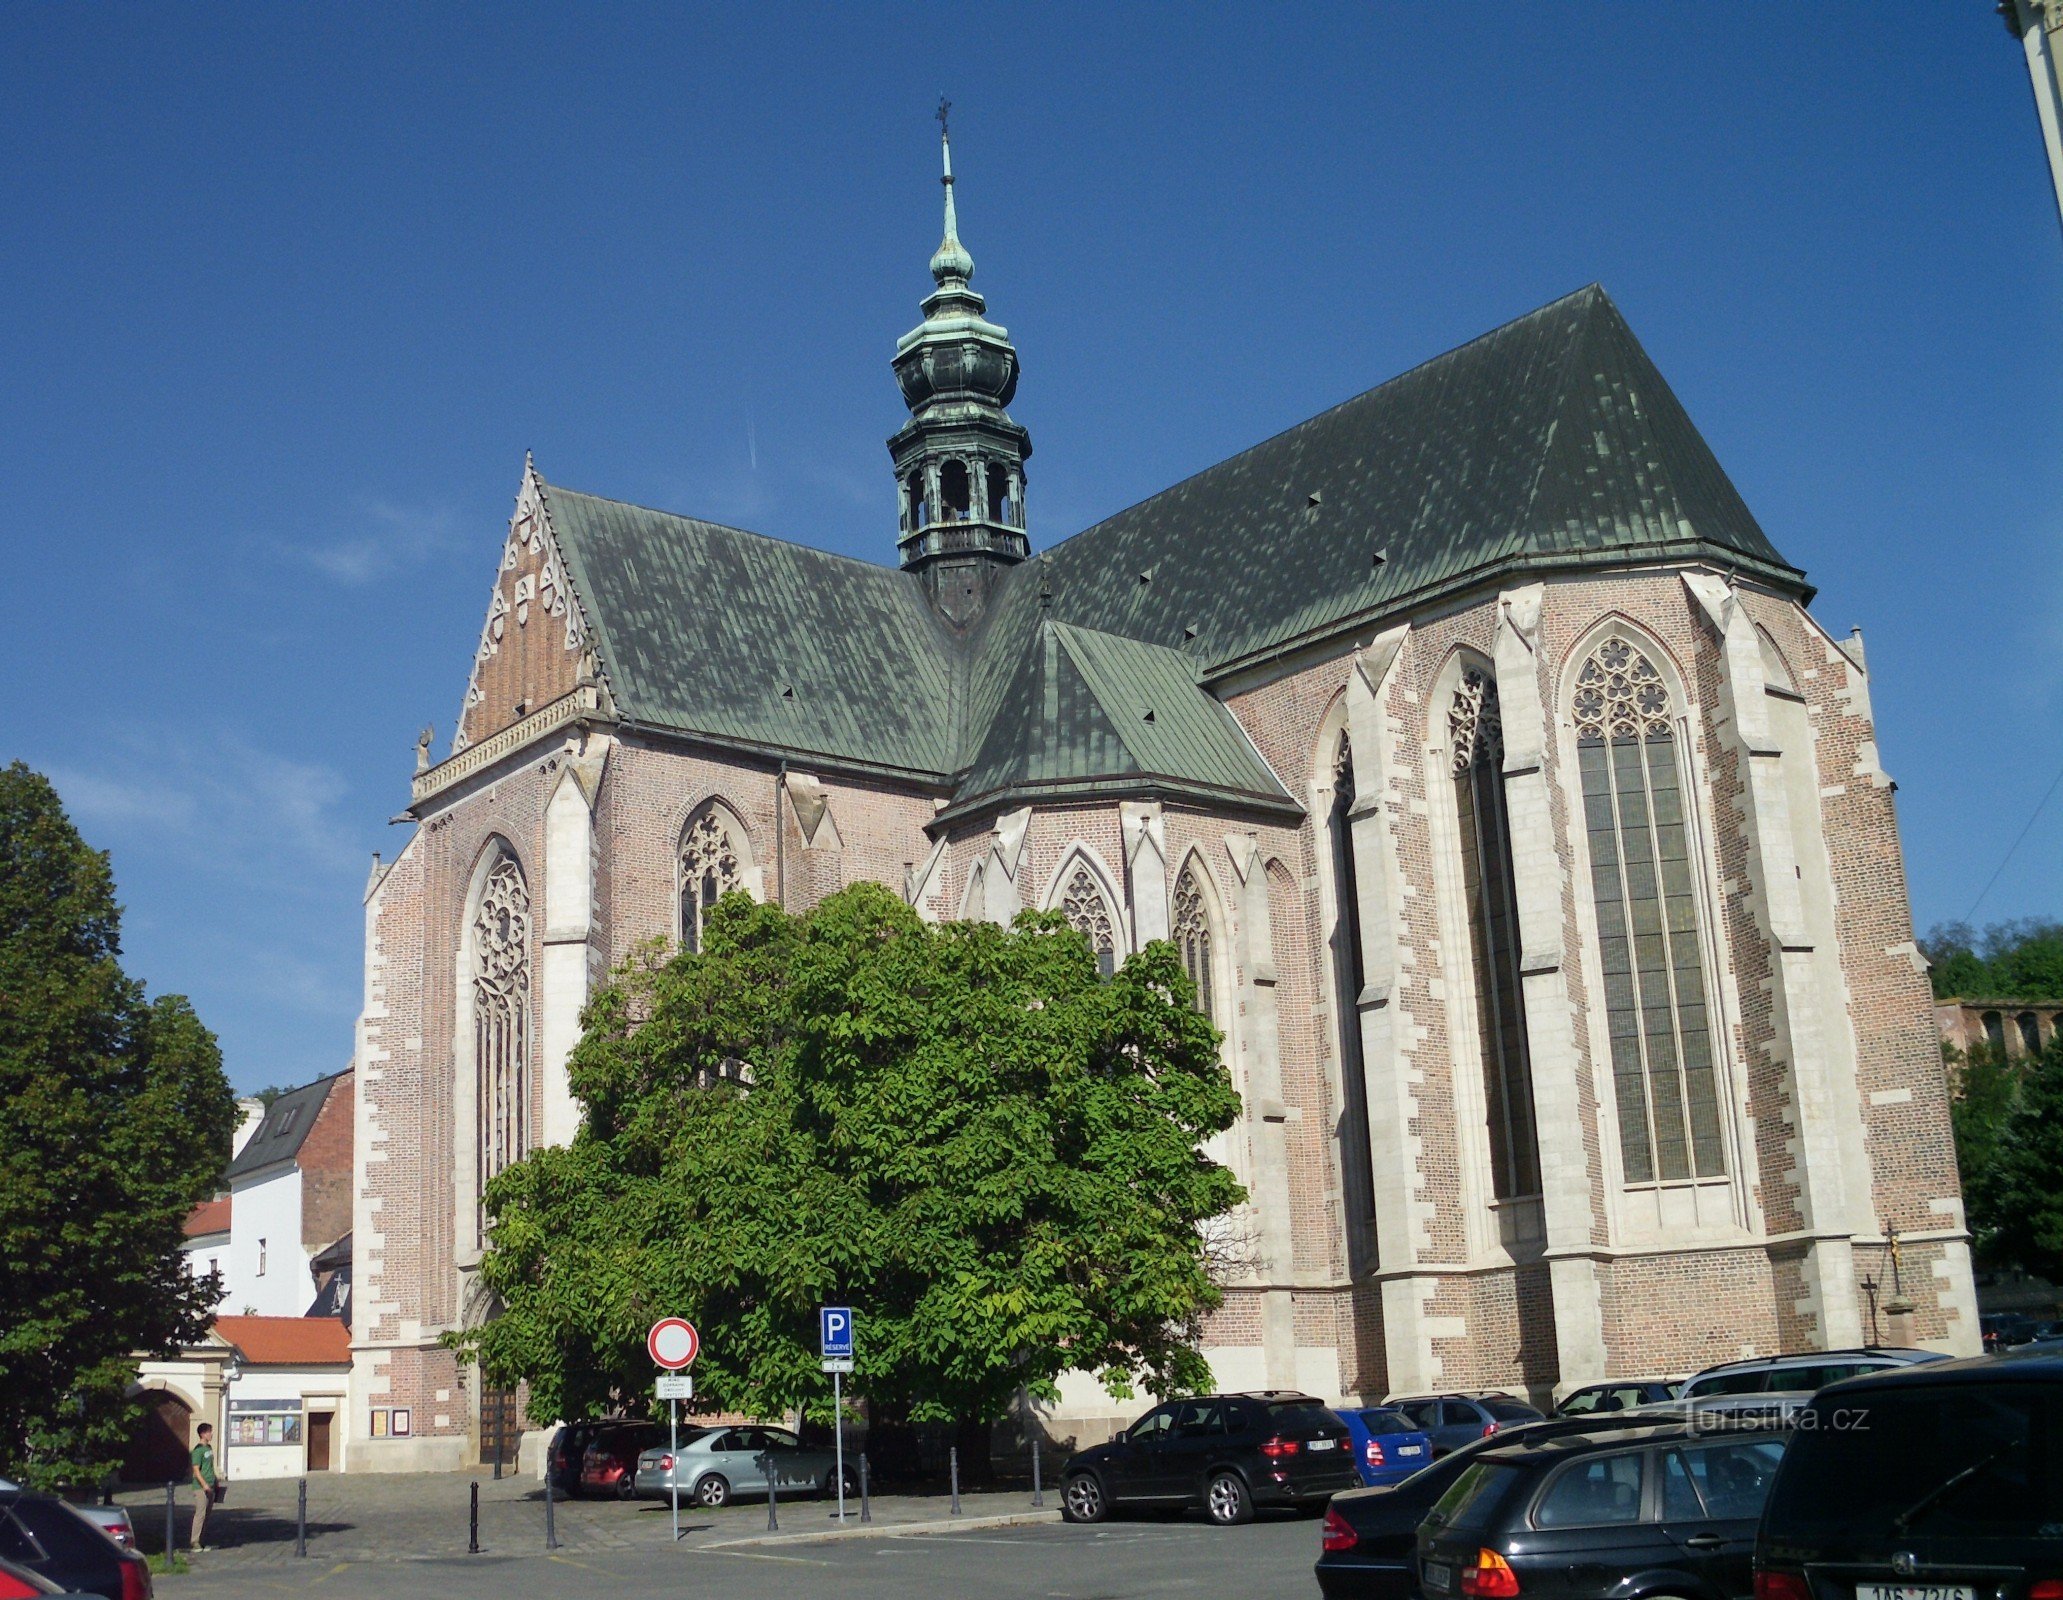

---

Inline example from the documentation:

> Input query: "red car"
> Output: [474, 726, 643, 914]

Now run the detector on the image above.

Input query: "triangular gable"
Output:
[451, 459, 602, 757]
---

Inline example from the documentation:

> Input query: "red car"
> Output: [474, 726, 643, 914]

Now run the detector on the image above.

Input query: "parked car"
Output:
[1755, 1347, 2063, 1600]
[633, 1426, 857, 1508]
[579, 1422, 667, 1499]
[1059, 1391, 1358, 1526]
[547, 1420, 620, 1496]
[72, 1508, 132, 1550]
[1680, 1347, 1948, 1400]
[1979, 1312, 2047, 1352]
[1555, 1380, 1679, 1417]
[0, 1556, 66, 1598]
[0, 1490, 127, 1550]
[1339, 1407, 1437, 1488]
[0, 1489, 152, 1600]
[1387, 1393, 1546, 1456]
[1414, 1415, 1791, 1600]
[1317, 1411, 1724, 1600]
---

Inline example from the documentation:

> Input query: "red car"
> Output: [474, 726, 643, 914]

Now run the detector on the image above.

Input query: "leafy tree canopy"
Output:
[457, 883, 1245, 1432]
[1921, 918, 2063, 1001]
[1952, 1029, 2063, 1281]
[0, 763, 238, 1487]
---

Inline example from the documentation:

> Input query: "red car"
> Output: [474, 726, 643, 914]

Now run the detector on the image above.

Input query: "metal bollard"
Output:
[468, 1480, 480, 1554]
[544, 1465, 558, 1550]
[295, 1478, 307, 1558]
[763, 1452, 778, 1532]
[859, 1454, 871, 1524]
[163, 1481, 176, 1558]
[1032, 1434, 1043, 1508]
[949, 1446, 961, 1515]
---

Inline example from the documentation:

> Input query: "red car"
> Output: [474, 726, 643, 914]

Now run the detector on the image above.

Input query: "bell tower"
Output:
[890, 102, 1031, 627]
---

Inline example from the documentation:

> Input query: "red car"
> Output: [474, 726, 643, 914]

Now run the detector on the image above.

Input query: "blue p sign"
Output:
[821, 1306, 854, 1359]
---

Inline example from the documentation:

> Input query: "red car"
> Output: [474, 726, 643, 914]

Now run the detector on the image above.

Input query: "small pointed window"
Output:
[679, 808, 744, 954]
[1173, 866, 1216, 1021]
[1061, 864, 1118, 979]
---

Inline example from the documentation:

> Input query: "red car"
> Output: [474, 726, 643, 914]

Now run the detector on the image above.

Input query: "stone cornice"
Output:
[411, 683, 609, 809]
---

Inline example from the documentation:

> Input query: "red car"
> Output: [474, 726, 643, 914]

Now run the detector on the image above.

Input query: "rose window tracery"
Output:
[1572, 638, 1672, 741]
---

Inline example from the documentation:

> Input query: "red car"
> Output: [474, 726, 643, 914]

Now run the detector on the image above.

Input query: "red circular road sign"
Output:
[648, 1318, 699, 1371]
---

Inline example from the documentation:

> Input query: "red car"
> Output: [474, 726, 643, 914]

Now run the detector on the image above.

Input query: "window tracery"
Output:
[1573, 638, 1726, 1184]
[1061, 864, 1118, 978]
[1173, 865, 1215, 1020]
[679, 807, 744, 953]
[472, 855, 530, 1207]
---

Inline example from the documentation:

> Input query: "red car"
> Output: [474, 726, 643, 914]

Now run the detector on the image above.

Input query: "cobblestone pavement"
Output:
[115, 1470, 1053, 1565]
[148, 1512, 1319, 1599]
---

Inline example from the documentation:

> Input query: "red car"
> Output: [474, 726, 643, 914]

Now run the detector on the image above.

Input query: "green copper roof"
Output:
[973, 284, 1803, 681]
[539, 482, 960, 780]
[528, 286, 1804, 822]
[944, 620, 1296, 822]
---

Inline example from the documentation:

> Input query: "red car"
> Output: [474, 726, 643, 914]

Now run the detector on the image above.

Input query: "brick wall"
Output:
[298, 1071, 354, 1255]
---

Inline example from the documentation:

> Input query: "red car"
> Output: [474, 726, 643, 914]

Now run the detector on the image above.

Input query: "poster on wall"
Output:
[228, 1397, 303, 1446]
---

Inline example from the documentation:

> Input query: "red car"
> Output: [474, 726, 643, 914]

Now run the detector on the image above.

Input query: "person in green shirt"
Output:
[189, 1422, 217, 1551]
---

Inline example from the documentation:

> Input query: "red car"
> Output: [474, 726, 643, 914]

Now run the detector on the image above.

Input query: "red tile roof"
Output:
[184, 1197, 231, 1238]
[214, 1315, 351, 1366]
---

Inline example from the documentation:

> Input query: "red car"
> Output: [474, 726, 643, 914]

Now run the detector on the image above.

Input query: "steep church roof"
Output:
[522, 284, 1804, 819]
[969, 284, 1801, 688]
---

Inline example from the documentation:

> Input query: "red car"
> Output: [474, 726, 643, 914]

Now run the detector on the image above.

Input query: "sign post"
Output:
[820, 1307, 854, 1521]
[648, 1319, 700, 1543]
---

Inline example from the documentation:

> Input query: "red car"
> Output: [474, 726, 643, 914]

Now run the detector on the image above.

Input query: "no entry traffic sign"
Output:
[648, 1318, 699, 1371]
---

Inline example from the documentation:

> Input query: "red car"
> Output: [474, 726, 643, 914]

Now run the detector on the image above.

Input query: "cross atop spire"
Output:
[930, 96, 973, 288]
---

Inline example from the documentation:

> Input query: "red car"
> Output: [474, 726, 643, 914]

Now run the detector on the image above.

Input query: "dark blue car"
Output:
[1339, 1406, 1436, 1487]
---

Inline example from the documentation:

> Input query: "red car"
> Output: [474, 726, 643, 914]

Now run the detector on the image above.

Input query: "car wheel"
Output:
[1061, 1472, 1109, 1524]
[1205, 1470, 1253, 1526]
[616, 1472, 636, 1500]
[694, 1474, 731, 1509]
[821, 1466, 859, 1497]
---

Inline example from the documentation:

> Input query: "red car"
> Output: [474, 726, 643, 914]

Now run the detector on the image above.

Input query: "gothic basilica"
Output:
[347, 129, 1979, 1469]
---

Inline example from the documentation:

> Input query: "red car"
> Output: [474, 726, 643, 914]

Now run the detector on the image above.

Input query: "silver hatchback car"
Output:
[634, 1425, 858, 1508]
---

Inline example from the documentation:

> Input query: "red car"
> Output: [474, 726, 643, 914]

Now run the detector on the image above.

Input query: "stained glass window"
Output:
[1574, 640, 1725, 1183]
[473, 854, 530, 1202]
[1173, 865, 1215, 1020]
[1061, 864, 1118, 978]
[679, 807, 743, 953]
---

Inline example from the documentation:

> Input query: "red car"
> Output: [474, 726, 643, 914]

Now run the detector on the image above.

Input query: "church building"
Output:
[347, 128, 1979, 1470]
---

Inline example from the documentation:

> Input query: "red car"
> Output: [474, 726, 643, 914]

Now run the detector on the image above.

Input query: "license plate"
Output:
[1856, 1587, 1975, 1600]
[1308, 1437, 1337, 1451]
[1398, 1444, 1423, 1455]
[1424, 1562, 1453, 1592]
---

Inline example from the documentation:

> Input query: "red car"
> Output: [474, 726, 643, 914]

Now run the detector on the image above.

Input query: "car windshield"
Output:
[1425, 1462, 1527, 1532]
[1359, 1408, 1418, 1435]
[1765, 1384, 2062, 1540]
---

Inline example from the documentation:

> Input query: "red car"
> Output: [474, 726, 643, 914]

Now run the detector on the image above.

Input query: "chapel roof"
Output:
[212, 1314, 352, 1367]
[532, 285, 1804, 818]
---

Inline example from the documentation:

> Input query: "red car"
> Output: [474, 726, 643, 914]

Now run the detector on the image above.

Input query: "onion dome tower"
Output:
[890, 104, 1032, 627]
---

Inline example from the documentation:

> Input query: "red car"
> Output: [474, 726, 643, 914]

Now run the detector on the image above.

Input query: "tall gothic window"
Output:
[1173, 865, 1215, 1020]
[473, 855, 530, 1206]
[1574, 639, 1725, 1185]
[1060, 863, 1118, 978]
[679, 807, 743, 953]
[1330, 735, 1378, 1224]
[1450, 670, 1540, 1200]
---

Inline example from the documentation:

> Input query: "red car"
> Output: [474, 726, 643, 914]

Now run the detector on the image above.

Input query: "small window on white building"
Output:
[257, 1239, 267, 1277]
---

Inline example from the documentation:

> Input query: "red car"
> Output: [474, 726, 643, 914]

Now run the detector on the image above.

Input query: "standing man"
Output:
[189, 1422, 218, 1552]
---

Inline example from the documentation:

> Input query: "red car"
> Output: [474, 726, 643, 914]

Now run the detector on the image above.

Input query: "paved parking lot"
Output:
[159, 1514, 1319, 1599]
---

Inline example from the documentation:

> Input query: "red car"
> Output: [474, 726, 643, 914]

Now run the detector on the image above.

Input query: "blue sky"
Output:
[3, 4, 2058, 1094]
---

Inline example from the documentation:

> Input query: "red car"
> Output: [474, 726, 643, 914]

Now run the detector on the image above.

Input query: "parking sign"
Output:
[820, 1306, 854, 1359]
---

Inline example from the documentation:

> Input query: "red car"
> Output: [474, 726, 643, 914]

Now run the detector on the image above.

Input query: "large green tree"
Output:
[458, 882, 1244, 1442]
[0, 763, 238, 1487]
[1959, 1030, 2063, 1282]
[1922, 918, 2063, 1000]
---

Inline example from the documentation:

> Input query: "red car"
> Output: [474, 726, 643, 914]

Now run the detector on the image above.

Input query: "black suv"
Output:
[1060, 1391, 1357, 1526]
[1755, 1349, 2063, 1600]
[1414, 1416, 1791, 1600]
